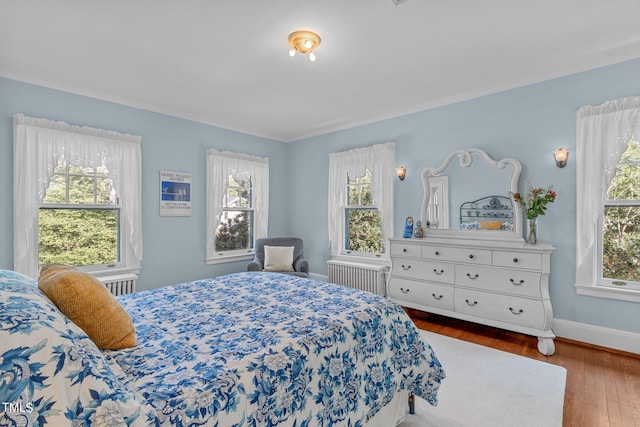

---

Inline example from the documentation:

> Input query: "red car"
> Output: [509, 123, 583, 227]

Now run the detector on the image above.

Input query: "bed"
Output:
[0, 269, 445, 426]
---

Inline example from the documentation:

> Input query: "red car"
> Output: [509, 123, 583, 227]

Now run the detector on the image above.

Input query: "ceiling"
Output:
[2, 1, 639, 142]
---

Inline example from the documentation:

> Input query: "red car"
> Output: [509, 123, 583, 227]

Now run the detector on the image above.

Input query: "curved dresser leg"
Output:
[408, 393, 415, 414]
[537, 337, 556, 356]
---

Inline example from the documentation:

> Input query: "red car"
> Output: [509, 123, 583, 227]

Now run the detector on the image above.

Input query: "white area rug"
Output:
[399, 331, 566, 427]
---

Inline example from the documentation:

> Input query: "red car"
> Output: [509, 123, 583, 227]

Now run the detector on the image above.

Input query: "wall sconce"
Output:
[553, 148, 569, 168]
[396, 166, 406, 181]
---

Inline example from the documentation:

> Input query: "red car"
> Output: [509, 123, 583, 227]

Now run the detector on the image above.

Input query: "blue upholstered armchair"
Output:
[247, 237, 309, 278]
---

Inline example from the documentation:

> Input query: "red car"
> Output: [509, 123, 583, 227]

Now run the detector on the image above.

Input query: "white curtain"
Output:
[328, 142, 395, 257]
[13, 114, 143, 278]
[575, 97, 640, 286]
[206, 149, 269, 260]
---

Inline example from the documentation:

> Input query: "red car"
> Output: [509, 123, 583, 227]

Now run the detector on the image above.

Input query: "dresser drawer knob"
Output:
[466, 273, 479, 280]
[510, 279, 525, 286]
[400, 287, 410, 294]
[403, 248, 407, 252]
[465, 299, 478, 307]
[469, 254, 475, 259]
[433, 269, 444, 275]
[402, 264, 411, 270]
[513, 257, 519, 263]
[432, 293, 443, 300]
[435, 251, 440, 256]
[509, 307, 524, 315]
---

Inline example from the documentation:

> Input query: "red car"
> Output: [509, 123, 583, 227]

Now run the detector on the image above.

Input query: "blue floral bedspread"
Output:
[0, 269, 158, 426]
[0, 270, 444, 426]
[108, 272, 445, 426]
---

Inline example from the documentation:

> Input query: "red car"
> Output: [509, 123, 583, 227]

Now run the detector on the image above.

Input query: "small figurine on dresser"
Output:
[414, 220, 424, 238]
[403, 216, 414, 238]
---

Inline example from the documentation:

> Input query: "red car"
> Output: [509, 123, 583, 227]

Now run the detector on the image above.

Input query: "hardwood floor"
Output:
[406, 309, 640, 427]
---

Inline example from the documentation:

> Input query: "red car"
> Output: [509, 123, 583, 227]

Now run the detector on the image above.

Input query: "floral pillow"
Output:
[0, 269, 157, 426]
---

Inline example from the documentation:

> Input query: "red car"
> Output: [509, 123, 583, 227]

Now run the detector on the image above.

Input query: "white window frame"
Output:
[597, 169, 640, 290]
[575, 97, 640, 302]
[13, 114, 143, 280]
[40, 159, 121, 269]
[328, 142, 395, 263]
[344, 170, 384, 256]
[206, 149, 269, 264]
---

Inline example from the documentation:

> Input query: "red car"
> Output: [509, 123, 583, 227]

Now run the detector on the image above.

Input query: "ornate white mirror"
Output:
[420, 148, 524, 242]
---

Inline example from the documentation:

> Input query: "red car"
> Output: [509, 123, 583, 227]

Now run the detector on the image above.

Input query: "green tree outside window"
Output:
[602, 138, 640, 282]
[346, 170, 384, 254]
[214, 176, 253, 252]
[39, 159, 119, 267]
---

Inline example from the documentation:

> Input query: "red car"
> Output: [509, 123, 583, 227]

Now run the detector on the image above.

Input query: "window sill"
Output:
[206, 253, 254, 265]
[78, 266, 140, 279]
[575, 283, 640, 303]
[332, 253, 390, 267]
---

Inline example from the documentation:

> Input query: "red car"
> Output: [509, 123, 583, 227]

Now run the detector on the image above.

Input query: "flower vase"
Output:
[527, 217, 538, 244]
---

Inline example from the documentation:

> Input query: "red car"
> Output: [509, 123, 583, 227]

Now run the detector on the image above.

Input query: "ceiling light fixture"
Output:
[288, 30, 321, 62]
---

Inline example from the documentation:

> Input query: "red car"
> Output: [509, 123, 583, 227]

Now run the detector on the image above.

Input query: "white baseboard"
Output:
[309, 273, 640, 355]
[553, 318, 640, 355]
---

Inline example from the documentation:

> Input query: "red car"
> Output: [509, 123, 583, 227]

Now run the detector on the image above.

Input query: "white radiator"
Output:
[99, 273, 137, 296]
[327, 260, 388, 296]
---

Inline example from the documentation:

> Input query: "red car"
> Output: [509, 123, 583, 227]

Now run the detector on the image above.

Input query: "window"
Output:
[206, 149, 269, 263]
[215, 175, 254, 252]
[328, 142, 395, 259]
[39, 156, 120, 267]
[600, 138, 640, 287]
[13, 114, 142, 279]
[345, 170, 384, 254]
[575, 97, 640, 302]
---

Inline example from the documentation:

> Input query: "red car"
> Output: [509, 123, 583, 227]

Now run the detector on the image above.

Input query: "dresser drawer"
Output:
[493, 251, 542, 270]
[454, 265, 543, 298]
[388, 277, 454, 311]
[390, 242, 422, 258]
[392, 258, 455, 284]
[454, 289, 546, 329]
[421, 245, 491, 265]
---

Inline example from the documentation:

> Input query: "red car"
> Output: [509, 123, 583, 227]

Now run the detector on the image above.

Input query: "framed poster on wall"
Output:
[160, 170, 191, 216]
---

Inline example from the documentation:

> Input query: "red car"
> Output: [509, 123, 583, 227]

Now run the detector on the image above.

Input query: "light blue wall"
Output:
[2, 58, 639, 334]
[0, 77, 289, 290]
[287, 58, 640, 334]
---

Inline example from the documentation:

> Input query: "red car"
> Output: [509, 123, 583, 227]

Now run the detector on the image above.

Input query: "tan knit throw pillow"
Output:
[38, 264, 136, 350]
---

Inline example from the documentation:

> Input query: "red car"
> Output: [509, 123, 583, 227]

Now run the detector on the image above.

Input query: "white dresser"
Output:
[388, 236, 555, 355]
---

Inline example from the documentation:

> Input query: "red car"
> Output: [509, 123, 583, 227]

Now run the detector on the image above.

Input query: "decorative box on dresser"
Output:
[388, 236, 555, 355]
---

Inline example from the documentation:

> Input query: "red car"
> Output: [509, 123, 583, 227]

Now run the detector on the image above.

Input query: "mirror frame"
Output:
[420, 147, 524, 242]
